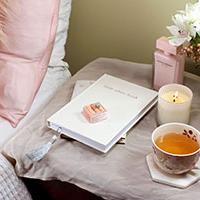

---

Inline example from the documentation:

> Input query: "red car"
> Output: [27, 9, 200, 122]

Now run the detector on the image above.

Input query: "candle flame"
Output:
[173, 91, 179, 102]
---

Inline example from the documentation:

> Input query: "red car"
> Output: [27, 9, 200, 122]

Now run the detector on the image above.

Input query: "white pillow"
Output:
[49, 0, 72, 68]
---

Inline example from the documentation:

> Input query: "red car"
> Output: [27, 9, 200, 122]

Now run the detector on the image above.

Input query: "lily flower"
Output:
[167, 14, 192, 46]
[167, 1, 200, 46]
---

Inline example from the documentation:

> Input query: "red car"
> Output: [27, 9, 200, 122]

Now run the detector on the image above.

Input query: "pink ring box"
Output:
[82, 102, 107, 123]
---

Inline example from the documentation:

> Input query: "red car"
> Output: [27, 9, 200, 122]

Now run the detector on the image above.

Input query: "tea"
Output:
[155, 132, 200, 154]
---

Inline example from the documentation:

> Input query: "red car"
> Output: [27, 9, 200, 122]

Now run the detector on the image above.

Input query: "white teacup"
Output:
[152, 123, 200, 174]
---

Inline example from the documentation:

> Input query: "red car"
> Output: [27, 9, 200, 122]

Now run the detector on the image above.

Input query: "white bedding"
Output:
[0, 153, 32, 200]
[0, 66, 71, 147]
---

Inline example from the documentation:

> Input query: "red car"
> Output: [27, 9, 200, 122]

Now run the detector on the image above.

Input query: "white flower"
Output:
[185, 2, 200, 33]
[167, 14, 193, 46]
[193, 21, 200, 35]
[167, 1, 200, 46]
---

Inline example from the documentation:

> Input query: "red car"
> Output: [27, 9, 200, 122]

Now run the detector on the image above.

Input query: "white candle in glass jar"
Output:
[157, 84, 193, 125]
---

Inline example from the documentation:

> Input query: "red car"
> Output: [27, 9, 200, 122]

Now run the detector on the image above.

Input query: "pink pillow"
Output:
[0, 0, 60, 127]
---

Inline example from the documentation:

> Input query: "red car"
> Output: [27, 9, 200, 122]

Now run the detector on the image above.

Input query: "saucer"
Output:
[146, 153, 200, 188]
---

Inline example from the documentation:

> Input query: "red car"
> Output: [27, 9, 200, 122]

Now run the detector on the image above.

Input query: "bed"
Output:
[2, 58, 200, 200]
[0, 65, 71, 200]
[0, 1, 73, 199]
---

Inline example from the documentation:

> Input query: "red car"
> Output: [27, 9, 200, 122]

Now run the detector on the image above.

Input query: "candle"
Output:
[157, 84, 193, 125]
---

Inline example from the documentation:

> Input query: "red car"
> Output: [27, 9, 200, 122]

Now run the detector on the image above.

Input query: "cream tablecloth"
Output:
[3, 58, 200, 200]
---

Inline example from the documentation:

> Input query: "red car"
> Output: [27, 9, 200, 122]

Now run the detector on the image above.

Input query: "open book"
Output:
[47, 74, 157, 153]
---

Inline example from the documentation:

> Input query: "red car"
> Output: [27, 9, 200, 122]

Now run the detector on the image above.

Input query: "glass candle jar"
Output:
[157, 84, 193, 125]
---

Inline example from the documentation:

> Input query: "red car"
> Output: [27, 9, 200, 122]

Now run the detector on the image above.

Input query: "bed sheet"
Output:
[3, 58, 200, 200]
[0, 66, 71, 147]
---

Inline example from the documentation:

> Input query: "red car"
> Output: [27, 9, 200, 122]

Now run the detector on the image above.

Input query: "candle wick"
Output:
[172, 91, 179, 103]
[172, 95, 176, 102]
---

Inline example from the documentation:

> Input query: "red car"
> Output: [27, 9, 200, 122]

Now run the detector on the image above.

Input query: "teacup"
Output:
[152, 123, 200, 174]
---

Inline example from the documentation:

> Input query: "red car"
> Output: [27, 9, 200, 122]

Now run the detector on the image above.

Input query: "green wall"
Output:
[66, 0, 199, 75]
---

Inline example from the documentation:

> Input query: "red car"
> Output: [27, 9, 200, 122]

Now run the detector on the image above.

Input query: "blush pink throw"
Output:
[0, 0, 60, 127]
